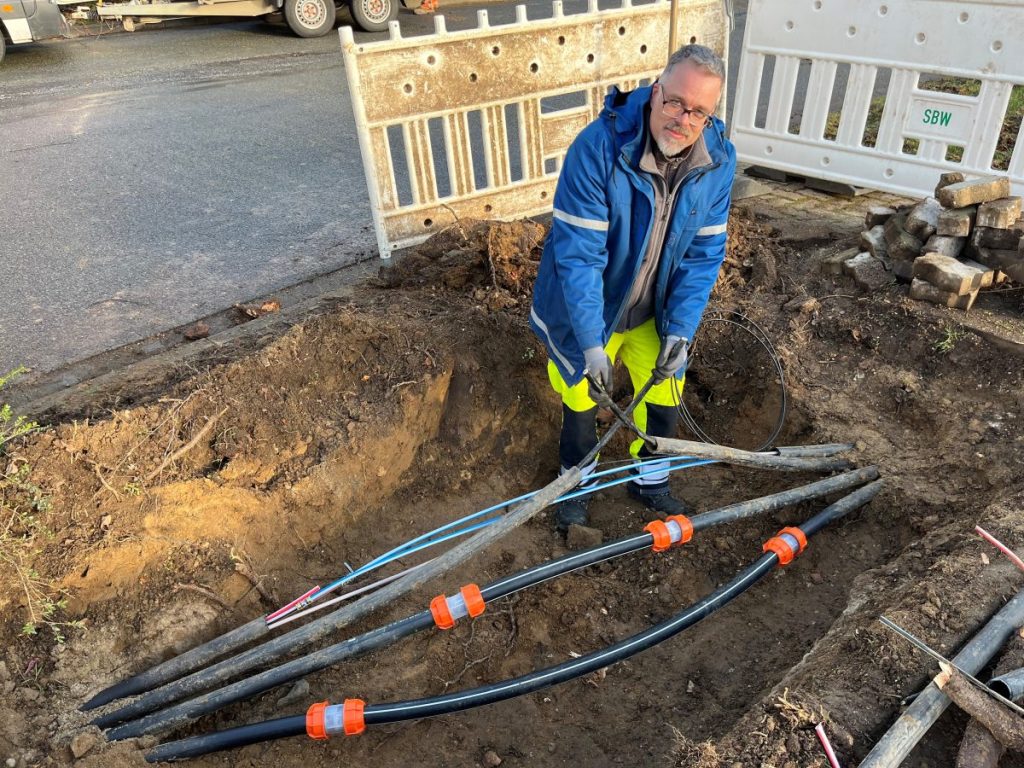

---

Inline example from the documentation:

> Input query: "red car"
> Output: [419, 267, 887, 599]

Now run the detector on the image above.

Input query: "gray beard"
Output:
[654, 131, 694, 160]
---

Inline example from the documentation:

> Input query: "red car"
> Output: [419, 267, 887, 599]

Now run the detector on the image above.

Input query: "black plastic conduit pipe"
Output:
[89, 443, 854, 730]
[81, 441, 853, 714]
[98, 466, 877, 737]
[80, 617, 268, 712]
[143, 479, 883, 762]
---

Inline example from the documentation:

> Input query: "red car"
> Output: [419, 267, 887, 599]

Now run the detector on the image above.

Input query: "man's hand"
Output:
[653, 335, 689, 383]
[583, 346, 613, 405]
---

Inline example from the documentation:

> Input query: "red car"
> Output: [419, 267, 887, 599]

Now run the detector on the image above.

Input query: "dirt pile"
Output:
[1, 206, 1023, 768]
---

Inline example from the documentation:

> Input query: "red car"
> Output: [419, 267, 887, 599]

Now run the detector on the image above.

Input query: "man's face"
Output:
[649, 60, 722, 157]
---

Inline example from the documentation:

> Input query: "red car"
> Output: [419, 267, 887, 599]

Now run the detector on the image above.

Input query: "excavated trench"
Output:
[1, 214, 1022, 768]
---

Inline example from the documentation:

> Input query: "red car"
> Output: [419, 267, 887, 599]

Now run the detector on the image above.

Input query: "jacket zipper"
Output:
[608, 157, 720, 335]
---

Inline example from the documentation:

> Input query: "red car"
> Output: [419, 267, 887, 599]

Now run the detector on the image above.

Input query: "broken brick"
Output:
[860, 225, 889, 261]
[821, 247, 860, 276]
[884, 213, 907, 244]
[886, 225, 925, 262]
[912, 253, 984, 295]
[864, 206, 897, 228]
[976, 197, 1022, 229]
[909, 278, 978, 310]
[904, 197, 942, 240]
[934, 171, 966, 197]
[936, 206, 976, 238]
[960, 259, 998, 289]
[922, 235, 965, 260]
[884, 213, 926, 263]
[844, 252, 891, 292]
[936, 176, 1011, 208]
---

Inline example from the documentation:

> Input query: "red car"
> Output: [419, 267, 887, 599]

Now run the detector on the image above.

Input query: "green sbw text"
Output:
[922, 108, 953, 127]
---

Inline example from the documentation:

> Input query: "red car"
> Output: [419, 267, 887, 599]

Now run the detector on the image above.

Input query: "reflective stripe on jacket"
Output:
[529, 84, 736, 386]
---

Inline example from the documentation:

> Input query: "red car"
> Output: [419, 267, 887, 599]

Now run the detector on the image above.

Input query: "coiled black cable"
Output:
[672, 308, 787, 452]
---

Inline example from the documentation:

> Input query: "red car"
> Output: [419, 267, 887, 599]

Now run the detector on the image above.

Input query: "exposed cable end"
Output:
[81, 678, 140, 711]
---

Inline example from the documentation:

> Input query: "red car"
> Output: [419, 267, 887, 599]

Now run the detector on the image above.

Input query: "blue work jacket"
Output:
[529, 84, 737, 386]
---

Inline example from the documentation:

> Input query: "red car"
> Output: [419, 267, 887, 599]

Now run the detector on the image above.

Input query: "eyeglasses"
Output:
[658, 89, 713, 126]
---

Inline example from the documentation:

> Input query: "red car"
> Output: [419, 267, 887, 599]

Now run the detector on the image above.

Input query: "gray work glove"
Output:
[652, 335, 689, 383]
[583, 346, 613, 405]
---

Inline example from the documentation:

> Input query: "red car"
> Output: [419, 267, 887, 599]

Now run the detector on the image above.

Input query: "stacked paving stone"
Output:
[829, 173, 1022, 310]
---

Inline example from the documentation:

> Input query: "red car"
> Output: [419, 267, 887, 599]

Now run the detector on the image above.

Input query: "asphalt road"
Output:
[0, 0, 748, 378]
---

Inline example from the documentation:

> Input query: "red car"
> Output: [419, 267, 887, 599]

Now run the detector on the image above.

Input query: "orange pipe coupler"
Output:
[306, 700, 330, 740]
[644, 520, 673, 552]
[343, 698, 366, 736]
[460, 584, 486, 618]
[644, 514, 694, 552]
[430, 594, 455, 630]
[762, 526, 808, 566]
[431, 583, 487, 629]
[305, 699, 366, 739]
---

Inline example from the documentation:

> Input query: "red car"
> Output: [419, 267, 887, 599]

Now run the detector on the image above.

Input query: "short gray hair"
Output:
[663, 44, 725, 81]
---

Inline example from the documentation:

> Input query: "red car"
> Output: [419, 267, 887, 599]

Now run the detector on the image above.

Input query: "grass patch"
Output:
[0, 369, 82, 642]
[933, 322, 965, 355]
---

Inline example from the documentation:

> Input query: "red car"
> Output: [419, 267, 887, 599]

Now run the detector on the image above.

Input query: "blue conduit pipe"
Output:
[141, 479, 883, 761]
[282, 456, 715, 617]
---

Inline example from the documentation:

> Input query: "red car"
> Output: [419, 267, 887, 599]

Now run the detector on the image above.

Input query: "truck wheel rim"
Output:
[298, 0, 327, 27]
[363, 0, 389, 23]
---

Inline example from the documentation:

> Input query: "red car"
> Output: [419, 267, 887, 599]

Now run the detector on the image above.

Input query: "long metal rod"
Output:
[861, 588, 1024, 767]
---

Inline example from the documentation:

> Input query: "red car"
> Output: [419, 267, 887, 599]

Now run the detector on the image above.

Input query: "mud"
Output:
[1, 204, 1023, 768]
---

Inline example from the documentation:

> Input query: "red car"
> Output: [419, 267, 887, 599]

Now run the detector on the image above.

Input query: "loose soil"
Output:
[1, 200, 1023, 768]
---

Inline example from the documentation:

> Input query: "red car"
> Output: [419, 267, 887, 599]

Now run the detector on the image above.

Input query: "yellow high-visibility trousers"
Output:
[547, 318, 684, 459]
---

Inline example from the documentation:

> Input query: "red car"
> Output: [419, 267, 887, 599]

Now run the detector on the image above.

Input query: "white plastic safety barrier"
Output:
[731, 0, 1023, 197]
[339, 0, 728, 258]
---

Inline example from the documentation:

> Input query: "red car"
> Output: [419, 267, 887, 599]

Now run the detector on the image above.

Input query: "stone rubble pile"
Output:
[824, 173, 1022, 310]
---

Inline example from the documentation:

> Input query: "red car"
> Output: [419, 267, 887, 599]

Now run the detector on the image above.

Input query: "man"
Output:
[529, 44, 735, 531]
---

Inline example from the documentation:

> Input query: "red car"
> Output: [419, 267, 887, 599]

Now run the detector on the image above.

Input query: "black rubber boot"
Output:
[625, 482, 690, 517]
[554, 497, 590, 532]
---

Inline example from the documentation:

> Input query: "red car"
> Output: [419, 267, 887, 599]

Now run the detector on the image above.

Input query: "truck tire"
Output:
[0, 34, 6, 65]
[284, 0, 335, 37]
[349, 0, 397, 32]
